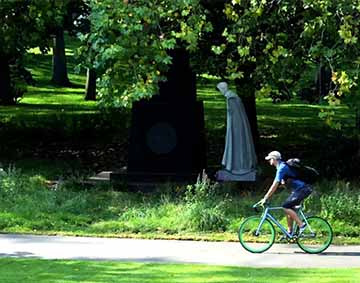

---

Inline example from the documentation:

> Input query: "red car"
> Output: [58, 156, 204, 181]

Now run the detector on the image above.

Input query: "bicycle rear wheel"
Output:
[296, 216, 333, 254]
[238, 216, 275, 253]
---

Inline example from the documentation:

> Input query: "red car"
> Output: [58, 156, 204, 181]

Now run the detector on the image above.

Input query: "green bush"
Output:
[180, 171, 230, 232]
[182, 202, 228, 232]
[1, 167, 359, 241]
[319, 182, 360, 225]
[0, 212, 25, 229]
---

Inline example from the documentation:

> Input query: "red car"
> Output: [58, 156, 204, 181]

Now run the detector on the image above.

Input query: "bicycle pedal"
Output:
[278, 236, 288, 242]
[279, 235, 295, 243]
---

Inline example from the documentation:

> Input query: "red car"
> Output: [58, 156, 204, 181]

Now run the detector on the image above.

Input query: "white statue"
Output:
[216, 82, 257, 181]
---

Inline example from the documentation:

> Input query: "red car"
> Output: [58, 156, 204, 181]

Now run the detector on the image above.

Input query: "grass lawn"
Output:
[20, 39, 95, 114]
[0, 258, 359, 283]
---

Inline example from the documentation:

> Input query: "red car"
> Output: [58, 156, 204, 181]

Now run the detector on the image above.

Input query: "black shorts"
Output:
[282, 186, 312, 209]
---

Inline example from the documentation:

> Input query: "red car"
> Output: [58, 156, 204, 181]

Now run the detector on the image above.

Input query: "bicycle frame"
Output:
[256, 206, 310, 239]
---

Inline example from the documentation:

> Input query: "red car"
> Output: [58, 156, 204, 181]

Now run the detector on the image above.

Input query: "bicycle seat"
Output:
[293, 205, 302, 210]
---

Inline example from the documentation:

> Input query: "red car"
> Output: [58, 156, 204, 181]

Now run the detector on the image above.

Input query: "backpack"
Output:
[285, 158, 319, 184]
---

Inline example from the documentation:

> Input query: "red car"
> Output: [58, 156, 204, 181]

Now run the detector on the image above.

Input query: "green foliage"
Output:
[80, 0, 212, 107]
[75, 0, 360, 129]
[299, 180, 360, 238]
[213, 0, 360, 127]
[0, 1, 60, 56]
[0, 0, 69, 104]
[0, 167, 359, 242]
[184, 171, 218, 203]
[182, 202, 228, 232]
[182, 171, 229, 232]
[320, 182, 360, 226]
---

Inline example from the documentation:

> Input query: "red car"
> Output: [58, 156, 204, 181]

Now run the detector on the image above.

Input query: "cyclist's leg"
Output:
[282, 191, 305, 230]
[284, 208, 303, 227]
[279, 213, 294, 241]
[283, 186, 313, 231]
[286, 214, 293, 234]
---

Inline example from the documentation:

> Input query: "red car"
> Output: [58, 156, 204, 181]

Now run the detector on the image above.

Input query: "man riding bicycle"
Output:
[260, 151, 312, 236]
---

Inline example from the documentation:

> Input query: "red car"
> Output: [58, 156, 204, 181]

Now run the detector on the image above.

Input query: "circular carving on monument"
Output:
[146, 122, 177, 154]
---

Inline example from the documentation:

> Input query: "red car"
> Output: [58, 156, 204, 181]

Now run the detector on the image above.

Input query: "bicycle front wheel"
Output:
[297, 216, 333, 254]
[238, 216, 275, 253]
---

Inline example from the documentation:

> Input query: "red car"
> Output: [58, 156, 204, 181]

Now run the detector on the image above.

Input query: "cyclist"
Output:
[260, 151, 312, 236]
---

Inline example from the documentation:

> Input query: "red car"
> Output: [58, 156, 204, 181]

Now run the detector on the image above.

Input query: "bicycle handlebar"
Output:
[252, 201, 262, 208]
[252, 200, 273, 212]
[252, 201, 265, 212]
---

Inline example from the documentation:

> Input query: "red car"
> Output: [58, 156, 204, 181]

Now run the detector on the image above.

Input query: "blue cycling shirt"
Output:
[275, 161, 306, 191]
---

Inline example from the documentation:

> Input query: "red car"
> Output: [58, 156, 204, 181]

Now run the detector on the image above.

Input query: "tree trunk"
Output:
[51, 27, 71, 86]
[234, 79, 259, 150]
[85, 68, 96, 100]
[0, 56, 15, 105]
[356, 109, 360, 169]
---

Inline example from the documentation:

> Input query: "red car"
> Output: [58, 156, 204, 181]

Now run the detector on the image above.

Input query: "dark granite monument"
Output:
[111, 49, 206, 184]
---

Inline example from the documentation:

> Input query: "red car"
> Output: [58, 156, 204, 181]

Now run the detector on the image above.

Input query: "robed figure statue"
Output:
[216, 82, 257, 181]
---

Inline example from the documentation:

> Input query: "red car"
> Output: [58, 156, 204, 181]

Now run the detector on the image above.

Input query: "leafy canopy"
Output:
[215, 0, 359, 128]
[81, 0, 213, 107]
[0, 0, 67, 57]
[83, 0, 359, 126]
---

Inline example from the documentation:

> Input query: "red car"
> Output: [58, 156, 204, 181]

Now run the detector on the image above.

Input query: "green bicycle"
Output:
[238, 201, 333, 254]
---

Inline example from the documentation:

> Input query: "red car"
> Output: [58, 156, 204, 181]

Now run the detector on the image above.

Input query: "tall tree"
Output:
[81, 0, 213, 107]
[71, 1, 96, 100]
[0, 0, 61, 105]
[51, 26, 71, 86]
[213, 0, 359, 129]
[85, 68, 96, 100]
[50, 0, 89, 86]
[83, 0, 359, 129]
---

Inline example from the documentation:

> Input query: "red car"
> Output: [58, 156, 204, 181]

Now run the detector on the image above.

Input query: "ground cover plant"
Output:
[0, 168, 359, 244]
[0, 258, 359, 283]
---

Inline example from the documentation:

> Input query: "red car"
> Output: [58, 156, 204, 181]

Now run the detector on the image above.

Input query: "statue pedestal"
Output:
[216, 169, 256, 182]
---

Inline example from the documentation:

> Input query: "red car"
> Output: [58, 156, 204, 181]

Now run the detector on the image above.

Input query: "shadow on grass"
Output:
[0, 104, 96, 116]
[29, 81, 85, 90]
[25, 47, 86, 88]
[18, 103, 94, 110]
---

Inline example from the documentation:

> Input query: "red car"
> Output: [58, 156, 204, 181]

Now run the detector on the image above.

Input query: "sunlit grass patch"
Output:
[0, 258, 359, 283]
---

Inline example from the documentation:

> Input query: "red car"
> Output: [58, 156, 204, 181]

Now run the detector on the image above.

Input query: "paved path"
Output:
[1, 234, 359, 268]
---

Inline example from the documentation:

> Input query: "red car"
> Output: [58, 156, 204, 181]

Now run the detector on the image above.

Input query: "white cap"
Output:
[265, 151, 282, 160]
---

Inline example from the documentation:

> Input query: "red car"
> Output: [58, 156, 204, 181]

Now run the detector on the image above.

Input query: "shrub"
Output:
[183, 201, 228, 232]
[320, 182, 360, 226]
[181, 171, 230, 232]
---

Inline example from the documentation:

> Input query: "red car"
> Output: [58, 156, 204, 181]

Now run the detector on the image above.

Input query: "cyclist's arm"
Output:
[264, 163, 288, 200]
[264, 180, 280, 201]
